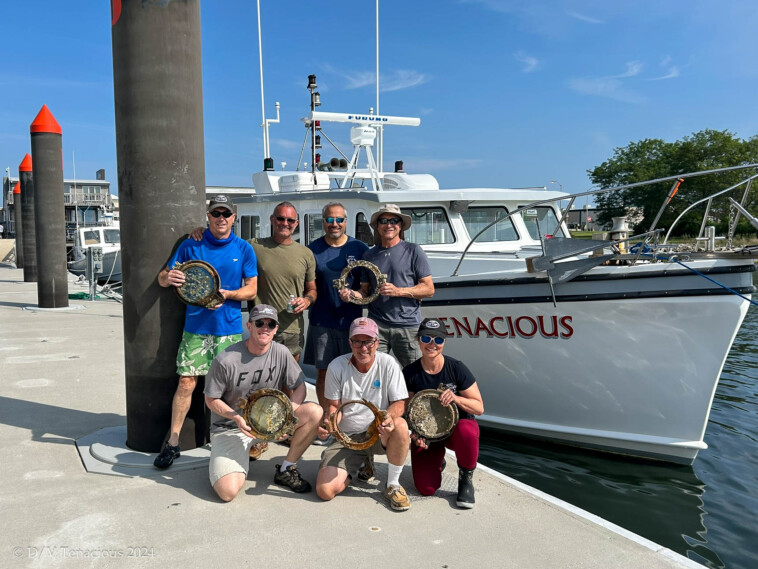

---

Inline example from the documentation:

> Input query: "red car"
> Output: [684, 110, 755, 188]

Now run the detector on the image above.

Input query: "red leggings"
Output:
[410, 418, 480, 496]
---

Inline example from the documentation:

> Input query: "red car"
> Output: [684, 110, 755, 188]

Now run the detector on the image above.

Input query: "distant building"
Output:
[2, 171, 114, 244]
[566, 207, 603, 232]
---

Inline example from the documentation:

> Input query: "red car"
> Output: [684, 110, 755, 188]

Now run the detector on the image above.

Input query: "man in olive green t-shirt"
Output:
[250, 202, 316, 361]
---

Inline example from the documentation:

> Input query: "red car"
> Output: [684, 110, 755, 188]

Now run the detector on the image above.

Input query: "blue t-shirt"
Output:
[362, 240, 432, 328]
[168, 230, 257, 336]
[308, 236, 369, 330]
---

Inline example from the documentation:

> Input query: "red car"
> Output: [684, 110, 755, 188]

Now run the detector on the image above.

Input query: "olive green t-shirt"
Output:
[249, 236, 316, 334]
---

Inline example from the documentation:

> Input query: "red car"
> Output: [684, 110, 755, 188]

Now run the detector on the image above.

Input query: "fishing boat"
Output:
[67, 224, 122, 284]
[226, 76, 758, 465]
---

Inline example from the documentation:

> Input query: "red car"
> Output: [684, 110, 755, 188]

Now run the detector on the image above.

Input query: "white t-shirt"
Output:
[325, 351, 408, 434]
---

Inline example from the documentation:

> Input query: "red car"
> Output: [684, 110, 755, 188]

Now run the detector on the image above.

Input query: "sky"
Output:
[2, 0, 758, 198]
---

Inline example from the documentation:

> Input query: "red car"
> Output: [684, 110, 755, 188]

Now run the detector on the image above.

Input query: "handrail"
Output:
[662, 173, 758, 244]
[451, 163, 758, 277]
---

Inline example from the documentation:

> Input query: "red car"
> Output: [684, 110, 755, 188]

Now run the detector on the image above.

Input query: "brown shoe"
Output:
[384, 484, 410, 511]
[249, 442, 269, 461]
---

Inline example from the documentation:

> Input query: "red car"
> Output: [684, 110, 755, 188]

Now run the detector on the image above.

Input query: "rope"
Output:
[639, 253, 758, 308]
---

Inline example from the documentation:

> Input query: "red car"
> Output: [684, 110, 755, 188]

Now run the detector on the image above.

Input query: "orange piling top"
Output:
[19, 154, 32, 172]
[30, 105, 62, 135]
[13, 182, 20, 194]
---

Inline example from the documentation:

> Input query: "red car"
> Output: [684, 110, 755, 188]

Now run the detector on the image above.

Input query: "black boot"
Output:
[456, 467, 475, 509]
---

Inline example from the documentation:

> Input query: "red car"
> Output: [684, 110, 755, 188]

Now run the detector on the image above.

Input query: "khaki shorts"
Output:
[176, 331, 241, 377]
[319, 438, 386, 480]
[376, 324, 421, 369]
[274, 330, 304, 357]
[208, 429, 264, 486]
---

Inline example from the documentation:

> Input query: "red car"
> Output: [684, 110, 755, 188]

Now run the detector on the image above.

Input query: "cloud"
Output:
[568, 77, 643, 104]
[324, 65, 429, 92]
[514, 51, 540, 73]
[568, 61, 645, 103]
[566, 10, 604, 24]
[650, 67, 679, 81]
[614, 61, 643, 78]
[650, 57, 679, 80]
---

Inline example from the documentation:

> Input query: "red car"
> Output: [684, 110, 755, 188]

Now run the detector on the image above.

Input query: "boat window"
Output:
[104, 229, 120, 244]
[401, 208, 455, 245]
[239, 215, 261, 240]
[520, 206, 566, 239]
[355, 212, 374, 246]
[305, 214, 324, 244]
[83, 230, 100, 245]
[461, 207, 518, 242]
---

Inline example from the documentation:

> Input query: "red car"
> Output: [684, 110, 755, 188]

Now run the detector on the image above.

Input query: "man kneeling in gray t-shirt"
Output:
[204, 304, 323, 501]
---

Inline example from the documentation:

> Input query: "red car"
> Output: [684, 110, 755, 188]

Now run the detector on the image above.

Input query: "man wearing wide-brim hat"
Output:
[339, 203, 434, 368]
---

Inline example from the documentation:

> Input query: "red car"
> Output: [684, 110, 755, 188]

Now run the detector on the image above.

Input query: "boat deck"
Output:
[0, 264, 701, 568]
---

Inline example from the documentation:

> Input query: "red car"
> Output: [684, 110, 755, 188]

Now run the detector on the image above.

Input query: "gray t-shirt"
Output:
[204, 340, 305, 433]
[324, 351, 408, 434]
[362, 240, 432, 328]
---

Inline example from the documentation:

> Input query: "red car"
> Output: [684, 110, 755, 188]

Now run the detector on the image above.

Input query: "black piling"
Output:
[12, 182, 24, 269]
[111, 0, 207, 452]
[19, 154, 37, 282]
[30, 106, 68, 308]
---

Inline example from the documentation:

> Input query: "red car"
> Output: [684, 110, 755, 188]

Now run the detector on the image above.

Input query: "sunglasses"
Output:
[275, 215, 298, 224]
[420, 335, 445, 345]
[253, 320, 277, 329]
[350, 338, 377, 348]
[210, 210, 233, 218]
[325, 217, 346, 224]
[377, 217, 402, 225]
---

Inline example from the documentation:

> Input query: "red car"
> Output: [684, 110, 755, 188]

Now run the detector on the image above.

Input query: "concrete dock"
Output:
[0, 264, 701, 568]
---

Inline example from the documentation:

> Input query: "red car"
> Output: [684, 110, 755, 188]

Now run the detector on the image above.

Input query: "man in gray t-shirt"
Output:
[345, 204, 434, 368]
[204, 304, 323, 502]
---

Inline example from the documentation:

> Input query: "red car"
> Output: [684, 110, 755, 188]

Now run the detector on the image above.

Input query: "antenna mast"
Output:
[376, 0, 383, 172]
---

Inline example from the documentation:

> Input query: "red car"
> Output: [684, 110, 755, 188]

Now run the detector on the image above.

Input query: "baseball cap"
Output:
[208, 194, 235, 213]
[349, 317, 379, 339]
[418, 318, 446, 339]
[248, 304, 279, 323]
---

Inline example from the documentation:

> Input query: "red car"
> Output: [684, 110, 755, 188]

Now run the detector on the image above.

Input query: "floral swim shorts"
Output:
[175, 331, 241, 377]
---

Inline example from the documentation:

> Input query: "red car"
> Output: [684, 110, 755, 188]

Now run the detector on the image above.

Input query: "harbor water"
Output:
[479, 273, 758, 569]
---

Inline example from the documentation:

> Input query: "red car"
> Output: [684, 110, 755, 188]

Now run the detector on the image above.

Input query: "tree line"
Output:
[588, 129, 758, 237]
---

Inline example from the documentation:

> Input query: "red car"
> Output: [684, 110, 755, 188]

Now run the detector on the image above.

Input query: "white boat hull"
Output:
[423, 259, 754, 463]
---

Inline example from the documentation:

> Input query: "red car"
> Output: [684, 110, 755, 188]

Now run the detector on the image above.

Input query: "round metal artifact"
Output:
[238, 389, 298, 441]
[174, 259, 224, 308]
[328, 399, 387, 450]
[332, 260, 387, 305]
[407, 386, 459, 442]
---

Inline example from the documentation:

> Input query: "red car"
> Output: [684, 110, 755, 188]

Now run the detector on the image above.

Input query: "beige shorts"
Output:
[208, 429, 262, 486]
[319, 438, 386, 480]
[274, 330, 304, 357]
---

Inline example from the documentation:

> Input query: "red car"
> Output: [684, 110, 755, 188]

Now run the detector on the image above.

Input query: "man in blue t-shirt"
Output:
[154, 194, 258, 469]
[304, 202, 369, 411]
[347, 204, 434, 368]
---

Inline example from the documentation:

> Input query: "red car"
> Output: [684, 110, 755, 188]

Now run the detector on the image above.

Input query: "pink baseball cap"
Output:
[349, 317, 379, 339]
